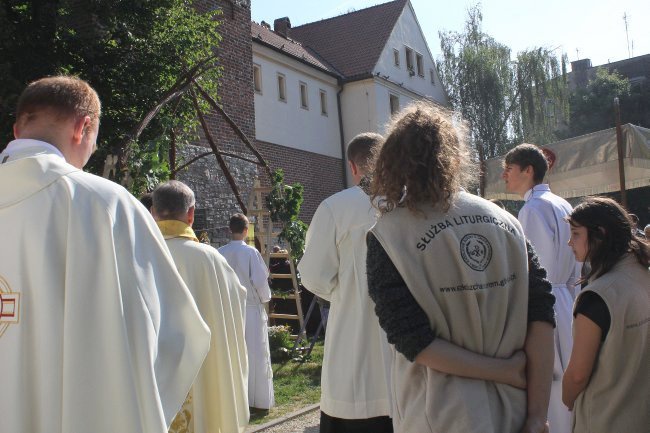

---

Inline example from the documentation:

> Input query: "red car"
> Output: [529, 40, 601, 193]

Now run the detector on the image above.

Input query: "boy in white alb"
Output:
[219, 213, 275, 410]
[503, 143, 579, 433]
[299, 133, 393, 433]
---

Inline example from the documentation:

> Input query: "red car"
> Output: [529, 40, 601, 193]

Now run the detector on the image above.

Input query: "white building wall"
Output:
[253, 44, 342, 159]
[374, 81, 417, 133]
[340, 79, 424, 185]
[374, 2, 448, 104]
[340, 79, 378, 144]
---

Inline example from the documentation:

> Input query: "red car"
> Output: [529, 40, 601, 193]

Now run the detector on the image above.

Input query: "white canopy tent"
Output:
[484, 124, 650, 200]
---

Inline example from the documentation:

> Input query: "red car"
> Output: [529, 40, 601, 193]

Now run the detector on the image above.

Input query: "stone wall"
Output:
[176, 144, 257, 246]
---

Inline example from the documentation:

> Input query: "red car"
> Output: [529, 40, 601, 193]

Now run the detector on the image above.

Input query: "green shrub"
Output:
[268, 325, 293, 362]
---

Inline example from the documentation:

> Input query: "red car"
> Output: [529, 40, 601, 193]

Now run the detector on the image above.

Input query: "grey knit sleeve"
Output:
[366, 232, 436, 362]
[526, 239, 556, 327]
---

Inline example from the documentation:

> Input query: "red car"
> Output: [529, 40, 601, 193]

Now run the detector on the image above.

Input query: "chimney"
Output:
[274, 17, 291, 38]
[260, 20, 271, 30]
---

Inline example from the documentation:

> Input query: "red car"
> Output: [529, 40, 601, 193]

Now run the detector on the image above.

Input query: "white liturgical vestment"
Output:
[298, 186, 390, 419]
[219, 240, 275, 409]
[160, 221, 249, 433]
[0, 141, 211, 433]
[519, 184, 579, 433]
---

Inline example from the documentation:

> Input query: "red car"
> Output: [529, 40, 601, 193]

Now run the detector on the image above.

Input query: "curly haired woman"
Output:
[366, 102, 556, 433]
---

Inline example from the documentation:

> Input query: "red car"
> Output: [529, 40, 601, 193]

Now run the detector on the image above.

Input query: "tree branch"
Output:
[192, 78, 273, 182]
[188, 87, 247, 214]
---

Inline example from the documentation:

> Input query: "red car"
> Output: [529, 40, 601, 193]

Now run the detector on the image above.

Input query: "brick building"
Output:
[178, 0, 449, 245]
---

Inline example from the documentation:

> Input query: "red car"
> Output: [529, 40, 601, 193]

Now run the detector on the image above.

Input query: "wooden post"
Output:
[614, 97, 627, 208]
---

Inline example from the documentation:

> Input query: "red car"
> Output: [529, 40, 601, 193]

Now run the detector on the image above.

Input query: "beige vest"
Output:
[371, 191, 529, 433]
[572, 255, 650, 433]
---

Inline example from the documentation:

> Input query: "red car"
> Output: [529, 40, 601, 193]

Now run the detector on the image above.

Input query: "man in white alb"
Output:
[219, 214, 275, 410]
[503, 143, 579, 433]
[0, 76, 210, 433]
[152, 180, 249, 433]
[298, 132, 393, 433]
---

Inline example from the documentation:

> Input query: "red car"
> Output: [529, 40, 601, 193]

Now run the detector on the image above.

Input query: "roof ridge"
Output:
[292, 0, 406, 30]
[251, 21, 342, 77]
[251, 21, 305, 48]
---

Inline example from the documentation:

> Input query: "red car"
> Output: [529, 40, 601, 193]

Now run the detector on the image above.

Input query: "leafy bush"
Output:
[268, 325, 293, 362]
[265, 169, 308, 260]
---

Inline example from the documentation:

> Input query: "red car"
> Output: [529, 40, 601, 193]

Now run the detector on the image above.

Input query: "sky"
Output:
[251, 0, 650, 68]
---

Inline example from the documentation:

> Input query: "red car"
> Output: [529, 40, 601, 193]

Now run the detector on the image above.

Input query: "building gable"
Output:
[373, 2, 448, 104]
[289, 0, 407, 81]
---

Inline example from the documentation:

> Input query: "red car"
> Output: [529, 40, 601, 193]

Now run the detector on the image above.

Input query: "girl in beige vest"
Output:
[564, 197, 650, 433]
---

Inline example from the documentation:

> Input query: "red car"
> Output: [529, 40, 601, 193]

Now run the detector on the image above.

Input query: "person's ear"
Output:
[349, 160, 359, 177]
[187, 206, 195, 227]
[72, 116, 91, 145]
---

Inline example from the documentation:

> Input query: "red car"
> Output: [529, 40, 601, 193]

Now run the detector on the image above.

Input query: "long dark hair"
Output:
[567, 197, 650, 281]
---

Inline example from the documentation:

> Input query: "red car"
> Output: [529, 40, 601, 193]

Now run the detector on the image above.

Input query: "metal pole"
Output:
[614, 97, 627, 207]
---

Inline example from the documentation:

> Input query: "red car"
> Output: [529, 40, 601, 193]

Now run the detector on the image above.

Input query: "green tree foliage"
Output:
[437, 5, 568, 170]
[266, 169, 308, 260]
[0, 0, 221, 194]
[514, 50, 569, 145]
[567, 68, 633, 136]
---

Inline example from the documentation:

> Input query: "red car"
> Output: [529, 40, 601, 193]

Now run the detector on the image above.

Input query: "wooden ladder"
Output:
[268, 250, 305, 337]
[246, 179, 305, 337]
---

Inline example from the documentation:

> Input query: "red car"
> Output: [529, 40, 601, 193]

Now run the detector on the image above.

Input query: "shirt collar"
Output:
[229, 240, 247, 245]
[2, 139, 65, 159]
[524, 184, 551, 201]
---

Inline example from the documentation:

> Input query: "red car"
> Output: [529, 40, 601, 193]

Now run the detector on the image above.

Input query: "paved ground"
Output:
[247, 405, 320, 433]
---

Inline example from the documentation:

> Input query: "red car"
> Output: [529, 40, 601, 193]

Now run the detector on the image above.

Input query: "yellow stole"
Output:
[156, 220, 199, 243]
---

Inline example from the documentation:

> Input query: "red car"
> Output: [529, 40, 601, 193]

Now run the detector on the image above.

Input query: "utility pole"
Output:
[614, 97, 627, 208]
[623, 13, 631, 58]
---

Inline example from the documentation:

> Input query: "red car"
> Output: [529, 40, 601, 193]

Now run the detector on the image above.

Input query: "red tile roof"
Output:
[290, 0, 408, 81]
[251, 21, 340, 76]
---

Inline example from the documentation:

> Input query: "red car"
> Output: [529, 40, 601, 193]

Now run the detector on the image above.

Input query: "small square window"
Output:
[299, 82, 308, 109]
[416, 53, 424, 77]
[430, 68, 436, 85]
[253, 64, 262, 93]
[393, 48, 400, 67]
[320, 90, 328, 116]
[389, 94, 399, 115]
[277, 73, 286, 102]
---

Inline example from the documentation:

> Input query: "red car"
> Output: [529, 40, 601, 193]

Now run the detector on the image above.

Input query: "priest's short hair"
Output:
[152, 180, 195, 221]
[16, 75, 101, 127]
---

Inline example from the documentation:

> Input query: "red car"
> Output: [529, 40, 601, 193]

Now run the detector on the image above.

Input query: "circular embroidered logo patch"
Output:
[460, 234, 492, 271]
